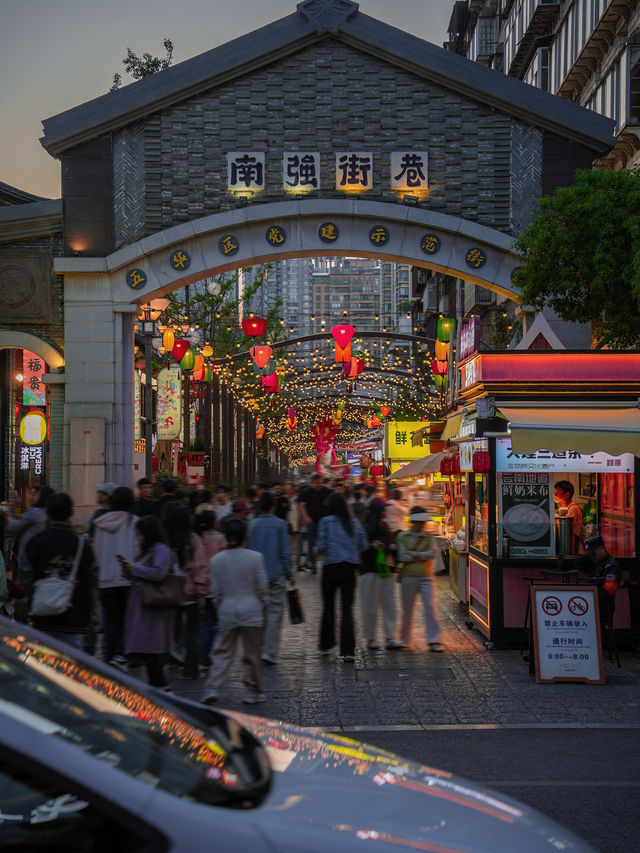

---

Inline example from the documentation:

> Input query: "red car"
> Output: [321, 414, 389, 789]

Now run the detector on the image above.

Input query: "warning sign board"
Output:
[531, 585, 604, 684]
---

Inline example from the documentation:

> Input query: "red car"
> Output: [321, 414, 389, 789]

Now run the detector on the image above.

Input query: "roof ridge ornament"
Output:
[297, 0, 359, 34]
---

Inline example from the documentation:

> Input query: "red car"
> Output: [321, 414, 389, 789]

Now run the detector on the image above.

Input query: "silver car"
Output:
[0, 617, 596, 852]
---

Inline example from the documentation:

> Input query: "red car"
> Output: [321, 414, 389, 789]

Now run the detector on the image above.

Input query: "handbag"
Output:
[376, 548, 392, 579]
[287, 586, 304, 624]
[30, 536, 84, 617]
[137, 566, 184, 610]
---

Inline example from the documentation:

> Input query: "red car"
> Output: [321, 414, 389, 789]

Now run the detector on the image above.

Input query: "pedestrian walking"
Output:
[299, 474, 331, 572]
[361, 497, 403, 650]
[193, 510, 226, 668]
[248, 491, 292, 665]
[92, 486, 137, 664]
[201, 517, 268, 706]
[25, 492, 98, 651]
[396, 507, 443, 652]
[385, 488, 409, 535]
[0, 486, 54, 601]
[316, 492, 368, 662]
[118, 515, 174, 689]
[163, 502, 208, 680]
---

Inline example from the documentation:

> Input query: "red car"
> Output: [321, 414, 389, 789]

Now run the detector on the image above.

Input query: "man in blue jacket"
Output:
[249, 491, 292, 664]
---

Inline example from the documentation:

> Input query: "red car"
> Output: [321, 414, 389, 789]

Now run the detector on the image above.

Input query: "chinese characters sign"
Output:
[496, 439, 634, 473]
[283, 152, 319, 191]
[498, 472, 553, 557]
[22, 350, 45, 406]
[335, 152, 373, 191]
[532, 585, 604, 683]
[386, 420, 429, 461]
[227, 152, 265, 193]
[391, 152, 428, 194]
[157, 367, 182, 440]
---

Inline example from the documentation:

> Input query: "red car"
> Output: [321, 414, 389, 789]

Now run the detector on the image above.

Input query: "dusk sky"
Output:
[0, 0, 453, 199]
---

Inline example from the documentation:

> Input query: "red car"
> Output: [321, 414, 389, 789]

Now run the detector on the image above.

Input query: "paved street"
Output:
[169, 573, 640, 852]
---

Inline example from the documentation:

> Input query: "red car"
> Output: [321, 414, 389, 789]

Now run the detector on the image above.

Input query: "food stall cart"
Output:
[445, 350, 640, 645]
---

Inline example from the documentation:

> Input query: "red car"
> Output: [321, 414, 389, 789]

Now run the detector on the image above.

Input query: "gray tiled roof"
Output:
[40, 3, 615, 157]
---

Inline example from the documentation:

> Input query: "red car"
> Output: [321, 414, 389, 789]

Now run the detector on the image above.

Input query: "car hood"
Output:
[230, 712, 596, 853]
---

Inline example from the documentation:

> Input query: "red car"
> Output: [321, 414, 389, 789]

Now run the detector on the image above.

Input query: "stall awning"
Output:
[499, 407, 640, 456]
[387, 451, 446, 480]
[440, 414, 463, 441]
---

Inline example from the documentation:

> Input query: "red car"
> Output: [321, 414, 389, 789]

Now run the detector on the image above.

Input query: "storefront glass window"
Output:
[470, 474, 489, 553]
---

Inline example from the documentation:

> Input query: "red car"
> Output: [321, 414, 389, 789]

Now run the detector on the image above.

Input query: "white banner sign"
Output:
[532, 586, 604, 683]
[496, 439, 634, 473]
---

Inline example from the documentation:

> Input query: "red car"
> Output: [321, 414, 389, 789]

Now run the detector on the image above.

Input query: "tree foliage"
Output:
[110, 39, 174, 91]
[512, 169, 640, 349]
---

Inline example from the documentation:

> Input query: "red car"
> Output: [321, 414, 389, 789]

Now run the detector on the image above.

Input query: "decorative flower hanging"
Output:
[242, 316, 268, 337]
[256, 422, 265, 440]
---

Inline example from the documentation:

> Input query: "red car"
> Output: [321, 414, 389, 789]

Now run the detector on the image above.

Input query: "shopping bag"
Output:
[287, 587, 304, 624]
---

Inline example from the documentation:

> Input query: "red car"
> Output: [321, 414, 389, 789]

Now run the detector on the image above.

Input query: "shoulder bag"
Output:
[30, 536, 84, 617]
[137, 552, 184, 610]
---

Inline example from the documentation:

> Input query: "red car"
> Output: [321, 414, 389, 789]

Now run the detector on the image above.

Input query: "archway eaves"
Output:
[0, 331, 65, 368]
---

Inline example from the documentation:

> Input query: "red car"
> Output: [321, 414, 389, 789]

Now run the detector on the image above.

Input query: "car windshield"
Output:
[0, 624, 270, 808]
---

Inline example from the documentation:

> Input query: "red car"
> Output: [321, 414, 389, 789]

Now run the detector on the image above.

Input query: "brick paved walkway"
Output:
[170, 573, 640, 730]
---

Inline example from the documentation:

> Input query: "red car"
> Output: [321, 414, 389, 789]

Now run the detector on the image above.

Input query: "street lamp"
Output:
[137, 298, 169, 478]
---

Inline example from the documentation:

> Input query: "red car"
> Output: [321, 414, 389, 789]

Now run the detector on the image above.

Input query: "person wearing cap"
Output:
[580, 535, 621, 629]
[88, 482, 117, 538]
[396, 506, 443, 652]
[248, 491, 292, 665]
[231, 498, 251, 519]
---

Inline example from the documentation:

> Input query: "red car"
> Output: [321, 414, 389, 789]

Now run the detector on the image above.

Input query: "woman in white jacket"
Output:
[92, 486, 137, 664]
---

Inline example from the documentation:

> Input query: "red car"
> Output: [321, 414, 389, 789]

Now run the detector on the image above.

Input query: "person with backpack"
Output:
[25, 492, 98, 650]
[396, 507, 443, 652]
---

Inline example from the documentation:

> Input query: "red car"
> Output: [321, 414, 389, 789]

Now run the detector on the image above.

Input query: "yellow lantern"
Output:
[202, 344, 214, 358]
[163, 328, 175, 352]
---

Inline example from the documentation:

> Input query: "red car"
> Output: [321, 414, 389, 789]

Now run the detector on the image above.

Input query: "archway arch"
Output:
[0, 332, 64, 369]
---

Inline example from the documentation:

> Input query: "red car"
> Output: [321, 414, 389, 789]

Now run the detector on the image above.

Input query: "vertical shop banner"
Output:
[134, 372, 142, 441]
[531, 585, 604, 683]
[22, 350, 46, 406]
[157, 367, 182, 440]
[498, 472, 554, 557]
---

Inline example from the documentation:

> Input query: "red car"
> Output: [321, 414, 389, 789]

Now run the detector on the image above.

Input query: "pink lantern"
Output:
[331, 324, 355, 349]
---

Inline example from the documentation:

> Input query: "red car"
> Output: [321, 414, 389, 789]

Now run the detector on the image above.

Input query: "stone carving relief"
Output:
[297, 0, 359, 33]
[0, 254, 52, 324]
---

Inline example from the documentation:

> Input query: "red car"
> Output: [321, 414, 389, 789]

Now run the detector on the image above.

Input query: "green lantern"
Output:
[203, 364, 211, 382]
[437, 318, 455, 343]
[181, 347, 196, 370]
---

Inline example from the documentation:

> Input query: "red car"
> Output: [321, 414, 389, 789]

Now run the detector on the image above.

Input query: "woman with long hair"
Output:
[163, 501, 208, 680]
[316, 492, 368, 662]
[119, 515, 173, 689]
[361, 497, 403, 650]
[201, 517, 268, 706]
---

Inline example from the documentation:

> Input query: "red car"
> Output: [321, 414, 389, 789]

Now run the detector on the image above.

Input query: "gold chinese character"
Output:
[171, 250, 189, 269]
[466, 249, 485, 268]
[128, 269, 145, 288]
[221, 236, 238, 255]
[370, 228, 387, 244]
[268, 227, 285, 245]
[320, 224, 337, 241]
[422, 235, 438, 253]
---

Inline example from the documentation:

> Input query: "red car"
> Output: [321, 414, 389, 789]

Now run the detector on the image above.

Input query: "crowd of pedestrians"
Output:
[0, 474, 444, 705]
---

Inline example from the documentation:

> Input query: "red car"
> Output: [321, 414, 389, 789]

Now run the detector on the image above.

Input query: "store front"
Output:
[445, 351, 640, 645]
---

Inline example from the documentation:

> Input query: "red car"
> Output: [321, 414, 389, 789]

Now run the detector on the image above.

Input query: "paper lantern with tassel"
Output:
[331, 324, 355, 349]
[435, 339, 449, 360]
[431, 359, 448, 375]
[194, 354, 204, 372]
[380, 405, 391, 418]
[180, 348, 195, 370]
[202, 344, 213, 358]
[335, 340, 351, 363]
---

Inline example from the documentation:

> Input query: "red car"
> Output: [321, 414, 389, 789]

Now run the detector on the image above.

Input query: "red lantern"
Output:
[172, 339, 190, 362]
[331, 324, 355, 349]
[431, 359, 449, 375]
[440, 457, 453, 476]
[380, 405, 391, 418]
[262, 373, 279, 392]
[372, 416, 381, 426]
[451, 452, 461, 474]
[192, 366, 205, 382]
[250, 345, 273, 369]
[472, 451, 491, 473]
[241, 316, 268, 337]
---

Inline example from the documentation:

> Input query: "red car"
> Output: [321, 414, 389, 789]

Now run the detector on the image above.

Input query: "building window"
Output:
[629, 30, 640, 124]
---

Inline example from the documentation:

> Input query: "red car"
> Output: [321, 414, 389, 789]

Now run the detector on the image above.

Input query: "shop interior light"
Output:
[15, 374, 23, 382]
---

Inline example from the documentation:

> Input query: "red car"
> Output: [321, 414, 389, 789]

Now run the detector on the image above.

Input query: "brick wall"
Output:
[113, 39, 540, 246]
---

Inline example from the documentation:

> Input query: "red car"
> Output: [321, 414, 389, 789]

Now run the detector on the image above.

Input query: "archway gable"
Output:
[55, 199, 522, 302]
[41, 3, 614, 158]
[0, 331, 64, 368]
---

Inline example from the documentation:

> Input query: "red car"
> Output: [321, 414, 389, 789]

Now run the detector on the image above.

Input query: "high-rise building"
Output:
[310, 258, 383, 334]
